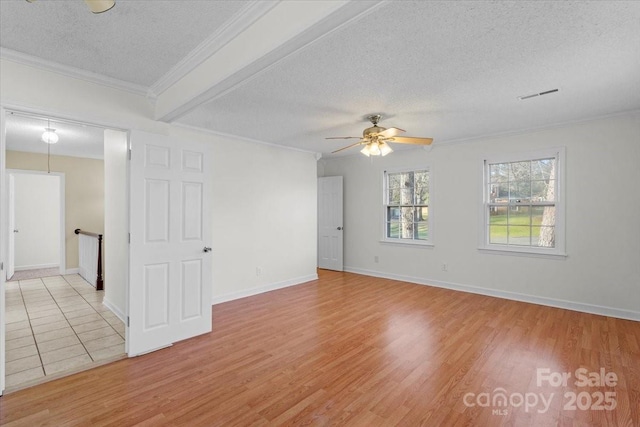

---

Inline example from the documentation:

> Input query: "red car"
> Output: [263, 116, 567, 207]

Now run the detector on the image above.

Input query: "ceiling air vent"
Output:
[517, 88, 559, 100]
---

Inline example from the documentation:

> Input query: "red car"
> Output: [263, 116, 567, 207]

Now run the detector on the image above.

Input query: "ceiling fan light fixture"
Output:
[42, 128, 59, 144]
[360, 145, 371, 157]
[84, 0, 115, 14]
[379, 142, 393, 156]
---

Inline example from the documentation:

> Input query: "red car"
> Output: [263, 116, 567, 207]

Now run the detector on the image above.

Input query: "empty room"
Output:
[0, 1, 639, 426]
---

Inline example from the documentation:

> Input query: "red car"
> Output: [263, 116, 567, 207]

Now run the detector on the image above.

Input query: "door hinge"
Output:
[127, 316, 130, 327]
[128, 233, 131, 243]
[0, 262, 3, 271]
[128, 149, 132, 160]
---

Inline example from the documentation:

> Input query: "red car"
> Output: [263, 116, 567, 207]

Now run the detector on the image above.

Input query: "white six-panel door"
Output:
[128, 130, 212, 356]
[318, 176, 343, 271]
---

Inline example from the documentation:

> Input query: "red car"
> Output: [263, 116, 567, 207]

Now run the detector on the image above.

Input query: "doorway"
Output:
[7, 170, 65, 281]
[1, 108, 128, 393]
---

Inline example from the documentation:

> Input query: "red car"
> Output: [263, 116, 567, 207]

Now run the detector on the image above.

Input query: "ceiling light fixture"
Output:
[84, 0, 116, 14]
[25, 0, 116, 14]
[360, 141, 393, 157]
[41, 127, 59, 144]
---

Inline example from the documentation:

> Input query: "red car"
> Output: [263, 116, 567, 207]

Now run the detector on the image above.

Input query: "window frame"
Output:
[381, 167, 433, 247]
[479, 147, 566, 258]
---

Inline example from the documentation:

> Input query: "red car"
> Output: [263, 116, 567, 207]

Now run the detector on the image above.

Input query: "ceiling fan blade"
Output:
[325, 136, 361, 140]
[389, 136, 434, 145]
[331, 141, 365, 154]
[378, 127, 405, 138]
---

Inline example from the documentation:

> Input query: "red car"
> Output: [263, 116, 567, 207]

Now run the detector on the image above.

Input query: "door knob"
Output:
[203, 247, 212, 253]
[337, 227, 343, 231]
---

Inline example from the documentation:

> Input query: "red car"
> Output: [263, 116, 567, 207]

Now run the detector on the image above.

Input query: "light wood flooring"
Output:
[1, 270, 638, 426]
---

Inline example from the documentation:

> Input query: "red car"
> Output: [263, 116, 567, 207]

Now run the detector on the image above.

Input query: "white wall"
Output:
[1, 58, 318, 305]
[13, 173, 60, 270]
[210, 139, 318, 302]
[320, 112, 640, 320]
[103, 129, 129, 320]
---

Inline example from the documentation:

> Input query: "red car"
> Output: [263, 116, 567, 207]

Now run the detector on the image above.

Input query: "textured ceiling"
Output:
[5, 113, 105, 159]
[0, 0, 247, 87]
[1, 0, 639, 158]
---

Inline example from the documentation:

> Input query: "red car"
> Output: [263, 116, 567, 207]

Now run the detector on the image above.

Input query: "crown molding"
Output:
[0, 47, 151, 99]
[173, 122, 318, 156]
[148, 1, 280, 99]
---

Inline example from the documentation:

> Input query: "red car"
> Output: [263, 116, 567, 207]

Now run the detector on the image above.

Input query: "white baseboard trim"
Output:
[102, 298, 126, 323]
[15, 263, 59, 271]
[212, 274, 318, 305]
[65, 268, 80, 275]
[344, 266, 640, 322]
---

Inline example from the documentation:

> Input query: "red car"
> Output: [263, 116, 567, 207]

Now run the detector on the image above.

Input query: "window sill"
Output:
[380, 239, 434, 248]
[478, 246, 567, 260]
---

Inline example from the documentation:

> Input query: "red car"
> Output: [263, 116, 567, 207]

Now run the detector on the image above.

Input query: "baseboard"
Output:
[65, 268, 79, 275]
[102, 298, 126, 323]
[344, 266, 640, 322]
[212, 274, 318, 305]
[14, 264, 59, 271]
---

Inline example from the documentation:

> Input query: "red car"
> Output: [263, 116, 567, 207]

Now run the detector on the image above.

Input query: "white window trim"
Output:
[478, 147, 567, 257]
[381, 166, 434, 246]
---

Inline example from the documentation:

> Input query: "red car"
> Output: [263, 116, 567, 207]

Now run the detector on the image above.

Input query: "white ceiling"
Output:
[1, 0, 639, 159]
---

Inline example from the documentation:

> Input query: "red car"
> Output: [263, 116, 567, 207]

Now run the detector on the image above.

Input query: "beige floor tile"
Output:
[6, 366, 45, 388]
[68, 313, 105, 326]
[6, 327, 34, 340]
[28, 307, 63, 319]
[63, 307, 97, 318]
[72, 319, 110, 334]
[113, 323, 126, 337]
[6, 311, 29, 323]
[23, 299, 56, 308]
[6, 355, 42, 375]
[44, 354, 93, 376]
[40, 344, 88, 365]
[56, 296, 86, 306]
[34, 327, 76, 344]
[77, 326, 119, 343]
[107, 316, 125, 327]
[7, 335, 36, 350]
[32, 320, 72, 335]
[37, 335, 81, 353]
[89, 343, 126, 361]
[6, 320, 31, 332]
[83, 334, 124, 352]
[6, 344, 39, 362]
[30, 314, 66, 326]
[26, 304, 59, 313]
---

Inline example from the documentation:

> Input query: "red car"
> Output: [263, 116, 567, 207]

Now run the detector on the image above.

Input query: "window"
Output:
[482, 148, 565, 256]
[383, 169, 432, 245]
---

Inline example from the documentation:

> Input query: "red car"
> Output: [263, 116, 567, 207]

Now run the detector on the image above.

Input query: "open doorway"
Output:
[1, 109, 128, 392]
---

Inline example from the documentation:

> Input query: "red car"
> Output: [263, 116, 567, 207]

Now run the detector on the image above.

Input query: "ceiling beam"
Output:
[154, 1, 385, 123]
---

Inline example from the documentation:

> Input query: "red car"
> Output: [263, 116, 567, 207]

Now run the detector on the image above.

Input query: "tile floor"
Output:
[5, 274, 125, 389]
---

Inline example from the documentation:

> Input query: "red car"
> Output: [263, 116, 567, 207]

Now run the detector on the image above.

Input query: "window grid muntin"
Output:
[485, 157, 557, 248]
[385, 169, 430, 242]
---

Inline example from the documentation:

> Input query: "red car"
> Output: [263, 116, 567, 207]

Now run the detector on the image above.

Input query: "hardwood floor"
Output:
[1, 270, 639, 426]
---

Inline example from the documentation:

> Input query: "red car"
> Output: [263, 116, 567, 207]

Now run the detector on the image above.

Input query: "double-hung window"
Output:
[482, 148, 565, 256]
[383, 169, 432, 245]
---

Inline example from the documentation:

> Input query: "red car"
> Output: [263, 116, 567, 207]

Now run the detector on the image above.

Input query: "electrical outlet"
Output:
[374, 256, 379, 263]
[441, 263, 448, 272]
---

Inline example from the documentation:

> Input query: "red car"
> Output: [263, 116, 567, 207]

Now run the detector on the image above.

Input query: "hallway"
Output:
[5, 274, 125, 390]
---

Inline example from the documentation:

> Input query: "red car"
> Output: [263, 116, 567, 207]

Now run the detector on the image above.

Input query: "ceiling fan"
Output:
[26, 0, 116, 14]
[326, 114, 433, 156]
